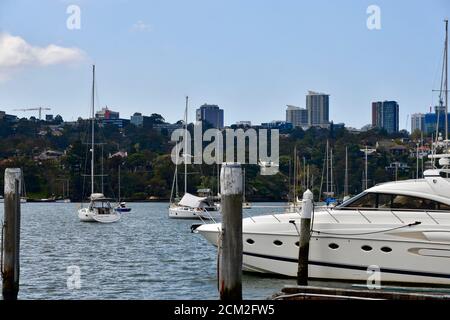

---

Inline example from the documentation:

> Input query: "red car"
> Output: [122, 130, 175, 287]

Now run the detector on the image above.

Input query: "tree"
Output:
[149, 113, 165, 125]
[54, 115, 64, 124]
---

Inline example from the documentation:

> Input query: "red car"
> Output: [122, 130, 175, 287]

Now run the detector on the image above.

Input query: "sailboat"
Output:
[56, 179, 71, 203]
[115, 164, 131, 213]
[77, 65, 120, 223]
[168, 97, 220, 220]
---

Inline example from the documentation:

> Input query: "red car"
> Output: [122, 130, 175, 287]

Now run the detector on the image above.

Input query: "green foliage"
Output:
[0, 118, 420, 201]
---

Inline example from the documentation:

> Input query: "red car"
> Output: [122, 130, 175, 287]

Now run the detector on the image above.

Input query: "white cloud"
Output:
[0, 32, 85, 80]
[131, 20, 152, 32]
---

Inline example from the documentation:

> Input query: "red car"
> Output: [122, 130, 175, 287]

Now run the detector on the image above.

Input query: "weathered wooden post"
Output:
[2, 168, 22, 300]
[219, 163, 243, 301]
[297, 189, 313, 286]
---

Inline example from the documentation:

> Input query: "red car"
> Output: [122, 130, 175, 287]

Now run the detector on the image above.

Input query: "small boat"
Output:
[115, 202, 131, 213]
[114, 165, 131, 213]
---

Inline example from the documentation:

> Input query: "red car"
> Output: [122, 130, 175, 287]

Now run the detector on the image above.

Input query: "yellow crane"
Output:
[13, 107, 51, 120]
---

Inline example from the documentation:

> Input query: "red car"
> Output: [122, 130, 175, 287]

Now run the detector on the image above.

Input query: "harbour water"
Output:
[1, 202, 297, 300]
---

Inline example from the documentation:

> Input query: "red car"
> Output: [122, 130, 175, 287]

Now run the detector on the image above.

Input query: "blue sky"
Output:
[0, 0, 448, 129]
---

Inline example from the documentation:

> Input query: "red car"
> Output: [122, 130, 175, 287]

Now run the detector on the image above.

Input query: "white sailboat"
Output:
[77, 65, 120, 223]
[168, 97, 220, 220]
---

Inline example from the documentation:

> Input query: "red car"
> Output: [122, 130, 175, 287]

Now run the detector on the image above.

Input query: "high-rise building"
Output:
[196, 104, 224, 129]
[96, 106, 119, 120]
[306, 91, 330, 128]
[286, 105, 308, 128]
[424, 106, 450, 135]
[130, 112, 144, 126]
[371, 101, 399, 134]
[411, 113, 425, 133]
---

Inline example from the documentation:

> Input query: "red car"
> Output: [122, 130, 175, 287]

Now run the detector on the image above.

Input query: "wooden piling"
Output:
[297, 189, 313, 286]
[2, 168, 22, 300]
[219, 163, 243, 301]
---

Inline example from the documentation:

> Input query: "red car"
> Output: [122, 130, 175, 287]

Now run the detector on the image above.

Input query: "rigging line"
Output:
[311, 221, 421, 236]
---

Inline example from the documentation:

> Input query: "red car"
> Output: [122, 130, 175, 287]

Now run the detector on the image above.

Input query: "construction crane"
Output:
[13, 107, 51, 120]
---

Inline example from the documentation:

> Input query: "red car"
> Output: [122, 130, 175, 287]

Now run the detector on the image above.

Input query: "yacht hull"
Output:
[78, 208, 121, 223]
[169, 206, 220, 220]
[196, 212, 450, 285]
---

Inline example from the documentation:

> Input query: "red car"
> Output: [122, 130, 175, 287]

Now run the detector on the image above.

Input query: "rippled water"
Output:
[1, 202, 297, 300]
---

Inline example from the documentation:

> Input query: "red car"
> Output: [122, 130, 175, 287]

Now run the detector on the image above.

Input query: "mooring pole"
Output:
[2, 168, 22, 300]
[219, 163, 243, 301]
[297, 189, 313, 286]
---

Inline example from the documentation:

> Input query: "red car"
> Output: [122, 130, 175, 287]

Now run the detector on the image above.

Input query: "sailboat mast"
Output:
[445, 19, 448, 149]
[184, 96, 188, 194]
[243, 168, 246, 203]
[365, 145, 368, 190]
[330, 149, 334, 196]
[91, 65, 95, 195]
[326, 140, 329, 194]
[344, 146, 348, 197]
[118, 164, 121, 202]
[293, 146, 297, 202]
[175, 144, 179, 198]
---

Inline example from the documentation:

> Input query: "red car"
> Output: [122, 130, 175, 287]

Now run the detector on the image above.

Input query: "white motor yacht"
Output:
[196, 168, 450, 285]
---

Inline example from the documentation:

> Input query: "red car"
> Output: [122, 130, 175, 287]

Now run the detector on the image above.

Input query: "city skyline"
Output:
[0, 0, 448, 130]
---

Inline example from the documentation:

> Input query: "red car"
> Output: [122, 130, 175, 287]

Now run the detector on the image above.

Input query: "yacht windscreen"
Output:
[341, 193, 450, 211]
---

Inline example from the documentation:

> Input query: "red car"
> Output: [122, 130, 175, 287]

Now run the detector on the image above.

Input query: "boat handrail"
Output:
[324, 208, 340, 223]
[356, 209, 372, 223]
[271, 214, 281, 223]
[424, 211, 440, 224]
[389, 210, 405, 224]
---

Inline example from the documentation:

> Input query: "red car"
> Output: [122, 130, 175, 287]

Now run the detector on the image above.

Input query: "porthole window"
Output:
[362, 245, 372, 251]
[273, 240, 283, 246]
[381, 246, 392, 253]
[246, 239, 255, 245]
[329, 243, 339, 249]
[295, 241, 299, 247]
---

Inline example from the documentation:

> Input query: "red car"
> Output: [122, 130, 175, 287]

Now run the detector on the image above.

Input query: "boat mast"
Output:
[118, 164, 121, 202]
[293, 146, 297, 202]
[91, 65, 95, 195]
[184, 96, 188, 194]
[330, 148, 334, 196]
[365, 145, 368, 190]
[345, 146, 349, 196]
[445, 19, 448, 151]
[326, 140, 329, 194]
[243, 168, 246, 203]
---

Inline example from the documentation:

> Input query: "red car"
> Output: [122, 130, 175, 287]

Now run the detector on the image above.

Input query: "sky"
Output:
[0, 0, 449, 130]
